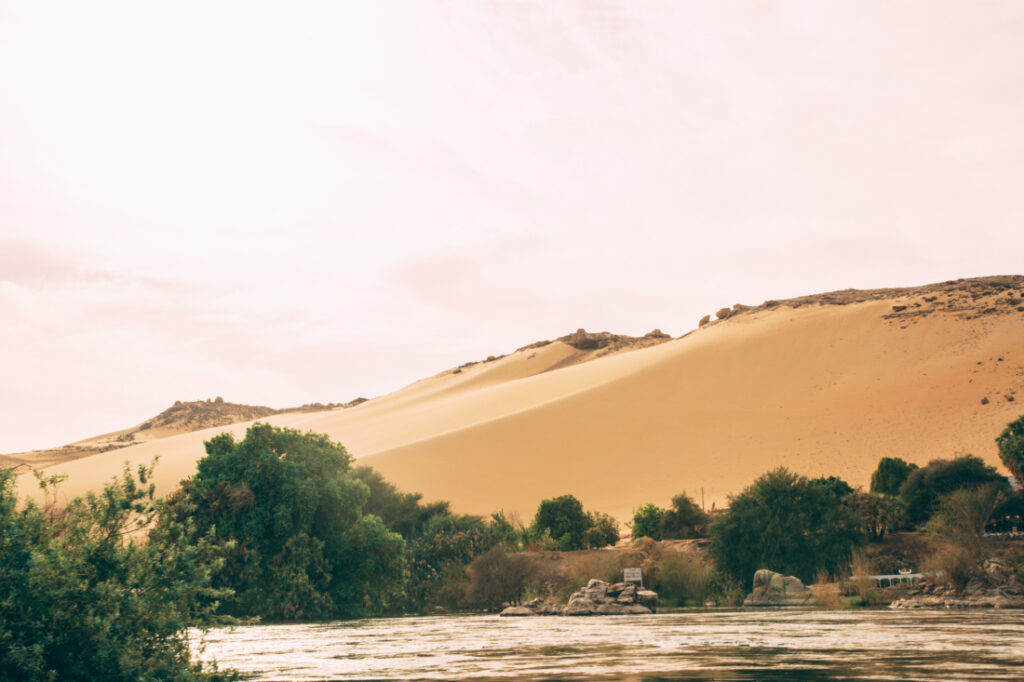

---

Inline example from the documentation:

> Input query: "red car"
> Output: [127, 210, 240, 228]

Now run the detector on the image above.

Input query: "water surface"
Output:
[196, 609, 1024, 681]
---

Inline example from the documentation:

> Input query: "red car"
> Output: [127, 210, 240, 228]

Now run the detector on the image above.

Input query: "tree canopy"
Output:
[660, 493, 710, 539]
[530, 494, 618, 550]
[898, 455, 1008, 526]
[631, 503, 664, 541]
[870, 457, 919, 496]
[996, 415, 1024, 488]
[709, 468, 866, 588]
[160, 423, 405, 620]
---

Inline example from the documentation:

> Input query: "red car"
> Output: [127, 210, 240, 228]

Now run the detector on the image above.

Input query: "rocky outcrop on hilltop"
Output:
[889, 559, 1024, 609]
[699, 275, 1024, 329]
[743, 569, 816, 606]
[499, 579, 658, 616]
[0, 396, 369, 469]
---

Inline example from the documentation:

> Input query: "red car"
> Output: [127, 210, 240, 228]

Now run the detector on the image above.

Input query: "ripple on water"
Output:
[193, 609, 1024, 681]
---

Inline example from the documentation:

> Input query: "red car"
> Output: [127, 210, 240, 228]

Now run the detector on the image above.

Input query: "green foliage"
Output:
[926, 485, 1005, 562]
[810, 476, 854, 498]
[0, 464, 236, 681]
[352, 465, 450, 538]
[530, 494, 619, 551]
[845, 492, 905, 540]
[898, 455, 1008, 526]
[659, 493, 710, 539]
[709, 467, 867, 588]
[584, 511, 620, 548]
[532, 494, 590, 550]
[996, 415, 1024, 488]
[403, 513, 499, 612]
[161, 423, 405, 620]
[630, 503, 665, 541]
[870, 457, 919, 496]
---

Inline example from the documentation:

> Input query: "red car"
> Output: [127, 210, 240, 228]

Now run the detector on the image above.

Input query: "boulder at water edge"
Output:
[743, 569, 815, 606]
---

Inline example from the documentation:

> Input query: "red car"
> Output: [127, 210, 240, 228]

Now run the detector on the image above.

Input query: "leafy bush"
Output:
[0, 465, 236, 681]
[709, 468, 867, 588]
[352, 465, 450, 538]
[997, 415, 1024, 488]
[531, 494, 590, 550]
[584, 511, 620, 548]
[630, 503, 664, 541]
[870, 457, 918, 496]
[649, 554, 742, 606]
[464, 547, 541, 609]
[926, 485, 1004, 561]
[530, 494, 618, 550]
[898, 455, 1008, 526]
[845, 492, 904, 540]
[160, 424, 406, 620]
[403, 512, 510, 612]
[659, 493, 710, 539]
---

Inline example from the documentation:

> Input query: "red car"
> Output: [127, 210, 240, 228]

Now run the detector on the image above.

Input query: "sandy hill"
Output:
[0, 397, 366, 469]
[12, 276, 1024, 523]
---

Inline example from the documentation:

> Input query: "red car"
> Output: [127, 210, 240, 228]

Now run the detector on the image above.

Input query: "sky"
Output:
[2, 1, 1023, 452]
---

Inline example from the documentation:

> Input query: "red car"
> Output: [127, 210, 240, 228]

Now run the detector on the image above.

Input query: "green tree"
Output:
[870, 457, 919, 496]
[898, 455, 1008, 526]
[709, 468, 867, 588]
[583, 511, 619, 548]
[631, 503, 665, 541]
[0, 464, 236, 681]
[160, 424, 405, 620]
[996, 415, 1024, 488]
[531, 494, 590, 550]
[352, 465, 450, 538]
[403, 513, 496, 612]
[659, 493, 710, 539]
[845, 492, 904, 540]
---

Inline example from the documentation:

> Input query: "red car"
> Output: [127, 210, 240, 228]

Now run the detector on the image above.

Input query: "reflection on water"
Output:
[194, 609, 1024, 681]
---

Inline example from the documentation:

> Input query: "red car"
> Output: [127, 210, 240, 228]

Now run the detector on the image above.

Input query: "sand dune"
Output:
[15, 278, 1024, 522]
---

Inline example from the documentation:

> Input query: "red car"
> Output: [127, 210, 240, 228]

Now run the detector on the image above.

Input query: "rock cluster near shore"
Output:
[743, 569, 815, 606]
[889, 559, 1024, 609]
[500, 579, 658, 617]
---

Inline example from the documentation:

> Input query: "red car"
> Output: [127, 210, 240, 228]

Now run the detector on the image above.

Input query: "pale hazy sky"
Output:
[2, 1, 1023, 452]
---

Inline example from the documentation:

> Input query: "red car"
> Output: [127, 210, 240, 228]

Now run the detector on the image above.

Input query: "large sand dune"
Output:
[15, 278, 1024, 522]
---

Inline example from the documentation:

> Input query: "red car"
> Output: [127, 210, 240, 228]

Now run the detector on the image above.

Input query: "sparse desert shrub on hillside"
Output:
[870, 457, 919, 496]
[709, 468, 867, 589]
[630, 503, 665, 541]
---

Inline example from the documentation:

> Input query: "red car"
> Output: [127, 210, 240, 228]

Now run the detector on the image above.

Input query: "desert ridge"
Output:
[14, 279, 1024, 522]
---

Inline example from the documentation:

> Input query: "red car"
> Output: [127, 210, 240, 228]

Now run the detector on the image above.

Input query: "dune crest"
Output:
[13, 277, 1024, 522]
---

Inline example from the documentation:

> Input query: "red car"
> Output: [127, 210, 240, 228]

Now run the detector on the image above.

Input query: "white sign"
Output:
[623, 567, 642, 583]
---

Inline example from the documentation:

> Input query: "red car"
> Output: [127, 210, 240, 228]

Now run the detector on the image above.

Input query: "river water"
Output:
[195, 609, 1024, 681]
